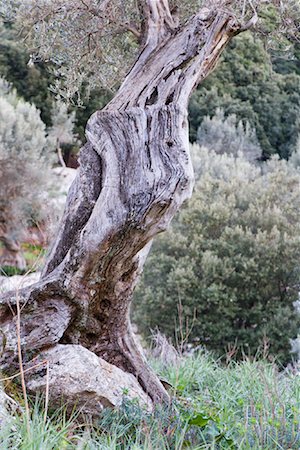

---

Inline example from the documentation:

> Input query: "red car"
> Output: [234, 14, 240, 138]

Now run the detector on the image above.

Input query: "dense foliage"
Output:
[0, 19, 111, 142]
[196, 107, 262, 162]
[134, 146, 300, 365]
[1, 16, 299, 158]
[0, 79, 53, 268]
[2, 0, 298, 99]
[189, 33, 300, 159]
[0, 19, 54, 127]
[0, 79, 81, 271]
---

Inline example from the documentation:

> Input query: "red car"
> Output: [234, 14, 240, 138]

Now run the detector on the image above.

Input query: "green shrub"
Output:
[133, 145, 300, 365]
[0, 78, 53, 268]
[197, 108, 262, 162]
[189, 33, 300, 159]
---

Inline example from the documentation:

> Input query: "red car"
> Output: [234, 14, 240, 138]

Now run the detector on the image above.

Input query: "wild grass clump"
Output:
[1, 351, 300, 449]
[155, 351, 300, 449]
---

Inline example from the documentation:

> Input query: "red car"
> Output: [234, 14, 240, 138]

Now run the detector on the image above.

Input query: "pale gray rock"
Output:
[26, 344, 152, 415]
[0, 272, 40, 294]
[45, 167, 77, 241]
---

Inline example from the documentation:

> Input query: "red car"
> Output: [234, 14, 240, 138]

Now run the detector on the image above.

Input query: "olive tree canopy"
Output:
[6, 0, 300, 100]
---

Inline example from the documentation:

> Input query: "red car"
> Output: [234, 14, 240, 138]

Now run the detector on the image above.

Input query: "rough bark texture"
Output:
[0, 1, 251, 414]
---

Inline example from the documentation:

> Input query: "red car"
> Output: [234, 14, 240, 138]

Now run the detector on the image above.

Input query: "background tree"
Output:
[0, 0, 299, 412]
[196, 107, 262, 162]
[0, 79, 53, 270]
[0, 18, 54, 127]
[133, 145, 300, 365]
[0, 18, 112, 144]
[189, 32, 300, 159]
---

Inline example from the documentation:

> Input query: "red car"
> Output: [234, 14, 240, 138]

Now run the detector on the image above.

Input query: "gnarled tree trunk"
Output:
[0, 1, 253, 413]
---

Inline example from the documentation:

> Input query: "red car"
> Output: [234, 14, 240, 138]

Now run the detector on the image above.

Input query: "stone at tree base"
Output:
[26, 344, 152, 416]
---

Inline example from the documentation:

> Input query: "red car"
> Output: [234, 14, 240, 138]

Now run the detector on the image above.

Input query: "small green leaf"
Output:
[188, 413, 211, 427]
[215, 433, 236, 449]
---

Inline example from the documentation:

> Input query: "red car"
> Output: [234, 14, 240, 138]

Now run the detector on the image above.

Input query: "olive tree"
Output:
[0, 0, 299, 412]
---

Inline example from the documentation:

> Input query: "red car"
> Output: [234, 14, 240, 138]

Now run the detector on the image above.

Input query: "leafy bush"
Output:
[289, 135, 300, 169]
[133, 145, 300, 365]
[0, 78, 53, 268]
[189, 33, 300, 159]
[197, 108, 262, 162]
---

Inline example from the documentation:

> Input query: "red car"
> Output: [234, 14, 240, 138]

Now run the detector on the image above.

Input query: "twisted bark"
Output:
[0, 1, 254, 412]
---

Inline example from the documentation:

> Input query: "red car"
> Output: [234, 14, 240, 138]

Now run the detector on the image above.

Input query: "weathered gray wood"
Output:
[0, 1, 254, 413]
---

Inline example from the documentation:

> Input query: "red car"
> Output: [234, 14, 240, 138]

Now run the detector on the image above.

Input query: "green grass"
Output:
[156, 352, 300, 449]
[0, 243, 46, 276]
[21, 243, 46, 268]
[1, 352, 300, 449]
[0, 266, 26, 277]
